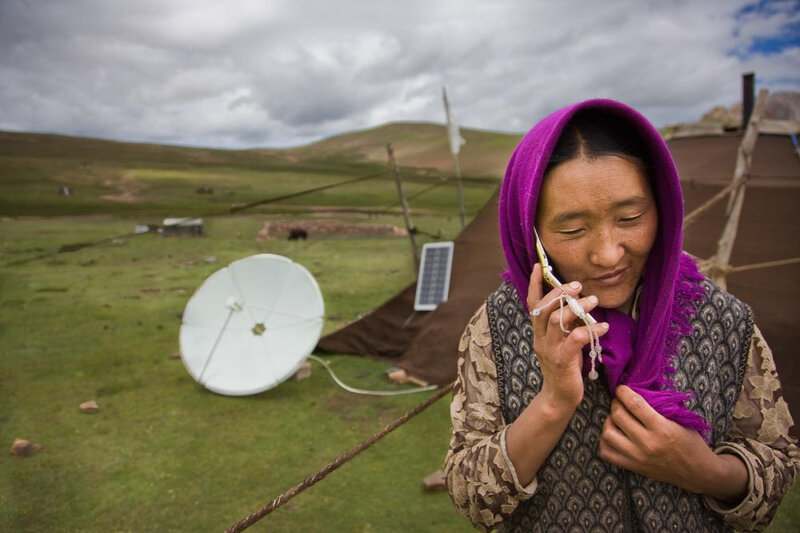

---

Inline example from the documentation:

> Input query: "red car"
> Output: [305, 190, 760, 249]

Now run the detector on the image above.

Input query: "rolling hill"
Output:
[286, 121, 521, 177]
[0, 121, 521, 178]
[0, 123, 520, 218]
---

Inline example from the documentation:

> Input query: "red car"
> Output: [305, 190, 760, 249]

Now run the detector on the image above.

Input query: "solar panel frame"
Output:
[414, 241, 455, 311]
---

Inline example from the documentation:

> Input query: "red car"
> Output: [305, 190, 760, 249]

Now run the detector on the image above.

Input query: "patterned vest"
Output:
[486, 280, 753, 532]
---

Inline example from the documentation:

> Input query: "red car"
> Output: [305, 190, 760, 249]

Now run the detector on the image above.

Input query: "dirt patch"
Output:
[102, 172, 143, 203]
[257, 219, 407, 240]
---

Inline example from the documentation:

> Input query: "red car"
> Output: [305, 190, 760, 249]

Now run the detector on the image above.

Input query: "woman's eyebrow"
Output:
[612, 195, 650, 209]
[550, 210, 590, 225]
[549, 195, 651, 226]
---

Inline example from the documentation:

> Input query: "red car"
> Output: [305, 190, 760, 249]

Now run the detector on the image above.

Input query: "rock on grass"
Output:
[80, 400, 100, 414]
[292, 361, 312, 381]
[422, 470, 446, 492]
[10, 439, 41, 457]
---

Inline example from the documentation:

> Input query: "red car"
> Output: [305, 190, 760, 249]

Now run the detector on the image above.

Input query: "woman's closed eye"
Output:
[619, 213, 644, 224]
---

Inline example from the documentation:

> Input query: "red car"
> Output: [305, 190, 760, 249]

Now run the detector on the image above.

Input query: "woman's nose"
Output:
[589, 230, 624, 267]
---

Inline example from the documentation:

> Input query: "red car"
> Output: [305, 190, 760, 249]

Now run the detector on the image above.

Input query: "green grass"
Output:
[0, 135, 488, 530]
[0, 128, 796, 532]
[0, 149, 492, 219]
[0, 215, 476, 532]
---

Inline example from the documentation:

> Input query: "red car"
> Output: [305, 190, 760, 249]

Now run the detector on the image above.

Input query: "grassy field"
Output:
[0, 129, 495, 532]
[1, 127, 797, 532]
[0, 217, 476, 532]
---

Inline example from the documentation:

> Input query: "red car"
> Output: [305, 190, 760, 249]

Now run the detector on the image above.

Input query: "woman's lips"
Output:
[591, 267, 628, 286]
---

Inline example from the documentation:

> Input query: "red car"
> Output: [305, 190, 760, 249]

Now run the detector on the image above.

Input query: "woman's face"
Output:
[536, 155, 658, 312]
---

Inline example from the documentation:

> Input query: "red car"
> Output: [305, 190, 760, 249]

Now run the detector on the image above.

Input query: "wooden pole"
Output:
[452, 153, 466, 229]
[442, 87, 466, 229]
[709, 89, 768, 289]
[387, 143, 420, 272]
[683, 180, 737, 230]
[729, 256, 800, 273]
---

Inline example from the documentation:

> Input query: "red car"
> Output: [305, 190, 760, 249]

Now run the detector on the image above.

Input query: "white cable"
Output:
[307, 354, 439, 396]
[548, 293, 602, 381]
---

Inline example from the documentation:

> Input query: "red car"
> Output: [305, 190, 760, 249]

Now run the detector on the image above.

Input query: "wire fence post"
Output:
[387, 143, 420, 273]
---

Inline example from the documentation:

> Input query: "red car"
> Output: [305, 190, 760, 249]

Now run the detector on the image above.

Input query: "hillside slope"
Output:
[287, 122, 521, 177]
[0, 122, 516, 217]
[0, 121, 521, 178]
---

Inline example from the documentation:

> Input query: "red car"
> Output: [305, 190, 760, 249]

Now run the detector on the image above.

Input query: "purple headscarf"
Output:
[499, 99, 710, 437]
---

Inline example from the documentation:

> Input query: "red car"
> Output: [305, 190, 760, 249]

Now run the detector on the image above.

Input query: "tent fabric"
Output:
[672, 133, 800, 424]
[316, 187, 506, 385]
[316, 132, 800, 423]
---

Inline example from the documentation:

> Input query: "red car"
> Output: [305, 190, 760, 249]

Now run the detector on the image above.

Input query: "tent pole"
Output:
[453, 153, 466, 229]
[387, 143, 420, 273]
[442, 87, 466, 229]
[709, 89, 768, 290]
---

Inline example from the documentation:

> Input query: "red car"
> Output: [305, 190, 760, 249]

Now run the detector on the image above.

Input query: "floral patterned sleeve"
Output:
[444, 304, 537, 531]
[704, 325, 800, 531]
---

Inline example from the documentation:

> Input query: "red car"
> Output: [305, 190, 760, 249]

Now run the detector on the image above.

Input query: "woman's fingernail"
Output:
[588, 295, 598, 305]
[570, 281, 580, 290]
[601, 322, 609, 331]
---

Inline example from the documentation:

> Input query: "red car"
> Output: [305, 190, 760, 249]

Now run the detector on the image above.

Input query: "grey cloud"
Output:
[0, 0, 798, 148]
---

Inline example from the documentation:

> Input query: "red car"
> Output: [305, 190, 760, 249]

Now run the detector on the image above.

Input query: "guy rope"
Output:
[225, 381, 455, 532]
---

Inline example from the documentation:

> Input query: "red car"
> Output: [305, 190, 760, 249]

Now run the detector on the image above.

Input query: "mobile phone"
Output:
[533, 227, 597, 326]
[533, 228, 603, 379]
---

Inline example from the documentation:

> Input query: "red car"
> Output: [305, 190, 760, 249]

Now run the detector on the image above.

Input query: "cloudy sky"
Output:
[1, 0, 798, 148]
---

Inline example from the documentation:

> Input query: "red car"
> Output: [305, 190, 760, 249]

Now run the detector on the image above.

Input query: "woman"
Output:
[444, 99, 798, 532]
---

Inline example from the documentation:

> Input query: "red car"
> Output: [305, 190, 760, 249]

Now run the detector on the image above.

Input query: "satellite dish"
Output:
[179, 254, 324, 396]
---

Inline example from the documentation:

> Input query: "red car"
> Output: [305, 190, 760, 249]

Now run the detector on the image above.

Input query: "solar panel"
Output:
[414, 242, 455, 311]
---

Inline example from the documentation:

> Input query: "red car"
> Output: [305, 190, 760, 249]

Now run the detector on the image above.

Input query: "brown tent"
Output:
[673, 132, 800, 422]
[317, 132, 800, 422]
[316, 186, 506, 386]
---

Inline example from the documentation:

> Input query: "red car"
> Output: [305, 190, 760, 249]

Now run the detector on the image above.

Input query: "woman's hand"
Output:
[506, 264, 610, 487]
[599, 385, 748, 504]
[526, 263, 608, 410]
